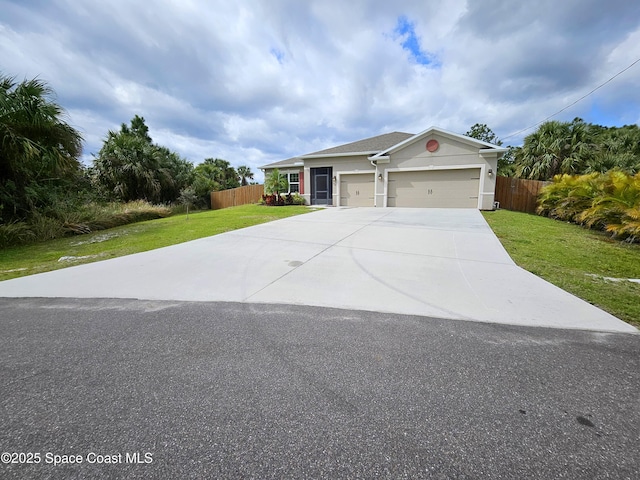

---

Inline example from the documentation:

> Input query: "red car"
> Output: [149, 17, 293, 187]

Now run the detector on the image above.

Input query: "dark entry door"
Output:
[311, 167, 332, 205]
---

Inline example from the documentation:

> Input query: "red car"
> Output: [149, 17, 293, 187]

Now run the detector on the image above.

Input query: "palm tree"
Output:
[237, 165, 254, 186]
[516, 119, 592, 180]
[0, 74, 83, 219]
[93, 130, 162, 202]
[92, 116, 192, 203]
[264, 169, 288, 196]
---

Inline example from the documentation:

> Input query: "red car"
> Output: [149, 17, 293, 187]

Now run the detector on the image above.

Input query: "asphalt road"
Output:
[1, 298, 638, 479]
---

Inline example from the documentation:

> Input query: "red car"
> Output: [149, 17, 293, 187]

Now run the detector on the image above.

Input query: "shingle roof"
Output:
[259, 157, 302, 169]
[304, 131, 414, 156]
[260, 131, 415, 169]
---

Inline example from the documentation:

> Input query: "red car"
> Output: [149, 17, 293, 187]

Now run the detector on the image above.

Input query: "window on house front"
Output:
[288, 173, 299, 193]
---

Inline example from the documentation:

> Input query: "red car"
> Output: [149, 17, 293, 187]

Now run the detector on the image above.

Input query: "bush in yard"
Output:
[537, 170, 640, 242]
[261, 194, 284, 206]
[0, 221, 35, 248]
[291, 193, 306, 205]
[579, 171, 640, 240]
[537, 173, 604, 222]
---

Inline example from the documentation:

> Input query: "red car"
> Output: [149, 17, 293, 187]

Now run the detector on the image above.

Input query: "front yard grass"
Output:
[482, 209, 640, 327]
[0, 204, 312, 282]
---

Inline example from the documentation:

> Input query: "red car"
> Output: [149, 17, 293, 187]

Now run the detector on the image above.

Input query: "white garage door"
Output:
[340, 173, 374, 207]
[387, 169, 480, 208]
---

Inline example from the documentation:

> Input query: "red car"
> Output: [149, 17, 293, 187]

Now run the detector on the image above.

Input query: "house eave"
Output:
[260, 160, 304, 170]
[300, 151, 379, 159]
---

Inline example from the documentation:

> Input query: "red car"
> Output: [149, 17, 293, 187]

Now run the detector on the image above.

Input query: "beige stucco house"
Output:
[260, 126, 507, 209]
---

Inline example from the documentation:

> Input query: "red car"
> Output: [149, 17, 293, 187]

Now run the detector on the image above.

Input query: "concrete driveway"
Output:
[0, 208, 635, 333]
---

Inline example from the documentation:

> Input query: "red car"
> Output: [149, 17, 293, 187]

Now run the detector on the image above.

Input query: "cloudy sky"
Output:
[2, 0, 639, 181]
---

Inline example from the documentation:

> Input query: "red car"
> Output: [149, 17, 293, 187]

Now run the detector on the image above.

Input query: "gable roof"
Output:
[302, 131, 414, 157]
[370, 126, 508, 159]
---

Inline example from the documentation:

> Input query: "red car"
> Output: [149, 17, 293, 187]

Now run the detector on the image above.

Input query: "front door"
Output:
[311, 167, 332, 205]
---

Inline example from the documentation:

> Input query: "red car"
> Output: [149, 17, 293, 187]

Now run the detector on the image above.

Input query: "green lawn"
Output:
[482, 209, 640, 327]
[0, 204, 312, 282]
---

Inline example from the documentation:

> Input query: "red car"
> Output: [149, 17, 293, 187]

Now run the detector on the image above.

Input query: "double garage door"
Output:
[387, 169, 480, 208]
[340, 169, 481, 208]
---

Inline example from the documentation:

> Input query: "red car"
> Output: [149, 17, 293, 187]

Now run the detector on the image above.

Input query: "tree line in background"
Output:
[466, 119, 640, 180]
[1, 75, 254, 246]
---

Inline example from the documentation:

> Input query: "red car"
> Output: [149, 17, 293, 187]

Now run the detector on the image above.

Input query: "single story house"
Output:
[260, 126, 507, 209]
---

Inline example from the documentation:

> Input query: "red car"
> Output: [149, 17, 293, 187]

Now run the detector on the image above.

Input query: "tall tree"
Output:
[0, 74, 83, 220]
[465, 123, 502, 145]
[237, 165, 254, 186]
[515, 118, 593, 180]
[92, 116, 192, 203]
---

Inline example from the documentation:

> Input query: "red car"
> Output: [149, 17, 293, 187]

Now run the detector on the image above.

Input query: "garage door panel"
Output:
[340, 174, 374, 207]
[388, 169, 480, 208]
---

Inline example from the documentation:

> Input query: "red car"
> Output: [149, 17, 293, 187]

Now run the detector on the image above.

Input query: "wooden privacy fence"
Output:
[494, 176, 550, 214]
[210, 184, 264, 210]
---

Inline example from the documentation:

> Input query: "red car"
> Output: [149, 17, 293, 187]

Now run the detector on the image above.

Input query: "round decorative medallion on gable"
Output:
[426, 139, 439, 152]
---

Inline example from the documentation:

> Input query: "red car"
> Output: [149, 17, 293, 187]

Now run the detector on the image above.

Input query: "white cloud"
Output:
[1, 0, 639, 178]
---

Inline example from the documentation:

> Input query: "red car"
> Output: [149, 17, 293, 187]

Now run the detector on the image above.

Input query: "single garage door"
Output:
[387, 169, 480, 208]
[340, 173, 374, 207]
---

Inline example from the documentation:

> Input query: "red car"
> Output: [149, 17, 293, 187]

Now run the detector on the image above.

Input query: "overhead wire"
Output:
[501, 56, 640, 141]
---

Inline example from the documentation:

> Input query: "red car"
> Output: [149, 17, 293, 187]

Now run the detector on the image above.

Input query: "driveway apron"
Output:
[0, 208, 635, 333]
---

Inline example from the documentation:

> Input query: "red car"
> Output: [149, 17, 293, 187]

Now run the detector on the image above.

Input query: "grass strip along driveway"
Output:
[0, 205, 311, 282]
[483, 209, 640, 327]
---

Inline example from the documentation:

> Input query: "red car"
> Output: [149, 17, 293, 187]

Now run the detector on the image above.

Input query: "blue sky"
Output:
[1, 0, 639, 181]
[394, 16, 439, 67]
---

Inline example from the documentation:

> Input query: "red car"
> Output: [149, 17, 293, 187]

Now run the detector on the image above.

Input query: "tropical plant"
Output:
[237, 165, 254, 186]
[92, 115, 192, 203]
[516, 118, 593, 180]
[264, 169, 288, 196]
[291, 193, 306, 205]
[0, 74, 83, 221]
[537, 173, 603, 222]
[190, 158, 239, 207]
[178, 186, 198, 218]
[578, 171, 640, 241]
[537, 170, 640, 242]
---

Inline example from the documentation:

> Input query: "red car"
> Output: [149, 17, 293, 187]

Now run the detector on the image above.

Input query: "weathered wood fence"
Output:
[494, 176, 550, 214]
[210, 184, 264, 210]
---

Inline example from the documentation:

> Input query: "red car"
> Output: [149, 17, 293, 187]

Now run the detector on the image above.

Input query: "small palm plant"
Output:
[263, 169, 289, 205]
[178, 187, 198, 219]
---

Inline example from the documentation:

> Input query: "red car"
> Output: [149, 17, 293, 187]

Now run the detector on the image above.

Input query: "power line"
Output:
[502, 56, 640, 141]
